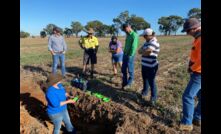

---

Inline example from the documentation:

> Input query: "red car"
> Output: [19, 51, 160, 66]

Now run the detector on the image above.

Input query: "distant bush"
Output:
[40, 31, 47, 38]
[20, 31, 30, 38]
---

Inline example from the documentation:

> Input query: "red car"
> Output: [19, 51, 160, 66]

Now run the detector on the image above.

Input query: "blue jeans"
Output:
[112, 53, 123, 63]
[121, 55, 135, 87]
[181, 72, 201, 125]
[141, 65, 158, 102]
[48, 109, 76, 134]
[52, 54, 66, 76]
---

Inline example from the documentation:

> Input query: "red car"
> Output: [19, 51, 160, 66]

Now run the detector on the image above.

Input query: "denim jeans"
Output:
[52, 53, 66, 76]
[121, 55, 135, 87]
[181, 72, 201, 125]
[141, 65, 158, 102]
[48, 109, 76, 134]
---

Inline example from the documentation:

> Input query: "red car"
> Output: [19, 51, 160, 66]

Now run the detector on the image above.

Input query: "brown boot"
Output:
[179, 124, 193, 131]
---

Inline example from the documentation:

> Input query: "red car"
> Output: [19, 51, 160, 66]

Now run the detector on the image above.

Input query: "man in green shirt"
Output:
[121, 23, 139, 90]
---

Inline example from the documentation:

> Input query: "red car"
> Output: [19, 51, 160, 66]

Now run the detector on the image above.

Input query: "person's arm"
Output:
[79, 37, 85, 50]
[48, 36, 55, 55]
[62, 37, 67, 53]
[142, 48, 153, 56]
[190, 39, 201, 72]
[129, 34, 139, 56]
[115, 41, 122, 53]
[95, 37, 99, 53]
[60, 99, 76, 106]
[108, 42, 113, 53]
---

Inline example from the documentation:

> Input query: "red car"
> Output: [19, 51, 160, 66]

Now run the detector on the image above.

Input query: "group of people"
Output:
[45, 18, 201, 133]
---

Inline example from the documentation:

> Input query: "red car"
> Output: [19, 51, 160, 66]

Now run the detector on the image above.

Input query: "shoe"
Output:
[192, 119, 201, 126]
[179, 124, 193, 131]
[124, 84, 132, 90]
[150, 100, 156, 107]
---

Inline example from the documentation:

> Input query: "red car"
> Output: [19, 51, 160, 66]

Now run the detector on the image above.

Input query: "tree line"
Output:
[20, 8, 201, 38]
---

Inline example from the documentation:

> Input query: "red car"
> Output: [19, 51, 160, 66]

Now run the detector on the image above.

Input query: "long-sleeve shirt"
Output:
[123, 30, 139, 56]
[48, 34, 67, 52]
[189, 35, 201, 73]
[46, 83, 67, 115]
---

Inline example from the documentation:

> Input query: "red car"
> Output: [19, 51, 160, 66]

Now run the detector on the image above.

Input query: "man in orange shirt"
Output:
[179, 18, 201, 131]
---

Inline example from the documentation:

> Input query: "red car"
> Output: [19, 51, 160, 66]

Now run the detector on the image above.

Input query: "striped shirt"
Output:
[141, 37, 160, 68]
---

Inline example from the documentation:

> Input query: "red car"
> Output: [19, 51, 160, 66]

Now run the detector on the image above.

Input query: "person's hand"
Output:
[67, 99, 76, 104]
[188, 67, 192, 73]
[50, 50, 55, 55]
[63, 51, 66, 54]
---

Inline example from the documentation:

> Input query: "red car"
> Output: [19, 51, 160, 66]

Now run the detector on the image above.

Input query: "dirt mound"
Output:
[20, 102, 50, 134]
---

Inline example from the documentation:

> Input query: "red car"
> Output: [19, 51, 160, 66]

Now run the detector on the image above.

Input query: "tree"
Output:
[169, 15, 184, 35]
[128, 15, 150, 32]
[71, 21, 83, 37]
[20, 31, 30, 38]
[64, 28, 72, 38]
[106, 24, 118, 36]
[113, 10, 150, 34]
[158, 15, 184, 36]
[113, 10, 130, 34]
[43, 24, 63, 35]
[188, 8, 201, 20]
[158, 17, 171, 35]
[85, 20, 105, 37]
[40, 31, 47, 38]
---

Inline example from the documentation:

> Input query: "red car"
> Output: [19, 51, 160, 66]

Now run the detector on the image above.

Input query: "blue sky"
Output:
[20, 0, 201, 36]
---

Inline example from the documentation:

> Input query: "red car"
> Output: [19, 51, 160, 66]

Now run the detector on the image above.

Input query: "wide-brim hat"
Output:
[85, 28, 95, 34]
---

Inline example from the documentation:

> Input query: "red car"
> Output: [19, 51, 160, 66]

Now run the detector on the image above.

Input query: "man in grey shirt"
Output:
[48, 27, 67, 77]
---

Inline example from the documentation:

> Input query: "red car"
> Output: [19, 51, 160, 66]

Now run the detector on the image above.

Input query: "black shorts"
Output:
[83, 49, 97, 65]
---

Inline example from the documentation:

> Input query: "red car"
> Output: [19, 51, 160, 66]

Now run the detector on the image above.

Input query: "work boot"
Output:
[192, 119, 201, 126]
[179, 124, 193, 131]
[124, 84, 132, 90]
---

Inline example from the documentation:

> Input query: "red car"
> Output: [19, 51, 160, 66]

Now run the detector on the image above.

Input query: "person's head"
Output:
[52, 27, 60, 35]
[141, 28, 155, 42]
[122, 23, 132, 34]
[111, 35, 118, 44]
[46, 73, 63, 87]
[182, 18, 201, 37]
[86, 28, 94, 37]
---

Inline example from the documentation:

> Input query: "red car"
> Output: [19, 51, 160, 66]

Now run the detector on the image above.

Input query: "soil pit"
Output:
[68, 88, 152, 134]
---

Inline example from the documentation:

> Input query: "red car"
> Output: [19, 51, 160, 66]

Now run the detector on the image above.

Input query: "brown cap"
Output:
[182, 18, 201, 32]
[46, 73, 63, 86]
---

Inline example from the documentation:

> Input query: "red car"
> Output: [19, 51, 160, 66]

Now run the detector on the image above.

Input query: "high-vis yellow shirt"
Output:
[82, 36, 99, 49]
